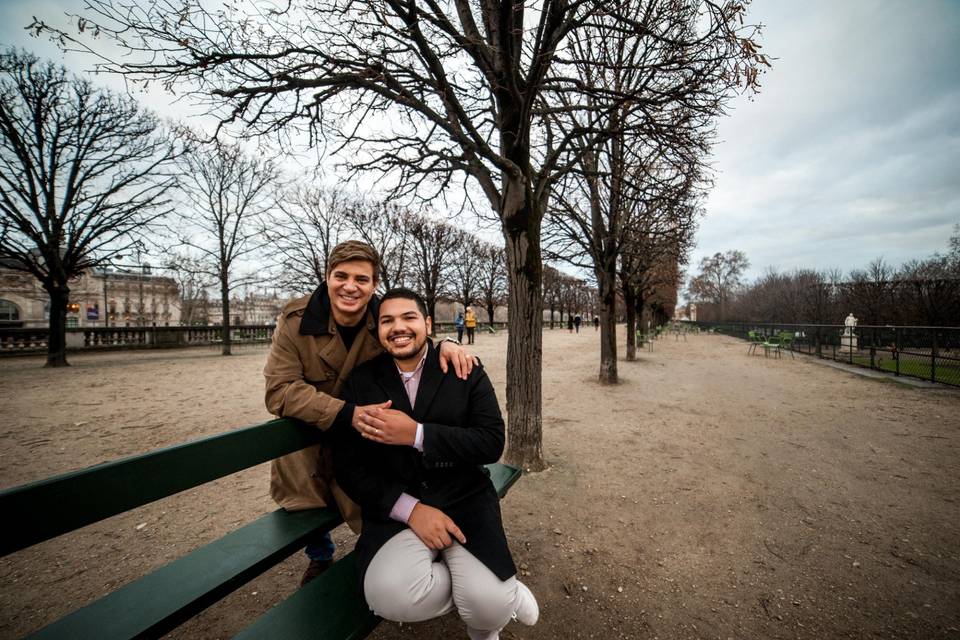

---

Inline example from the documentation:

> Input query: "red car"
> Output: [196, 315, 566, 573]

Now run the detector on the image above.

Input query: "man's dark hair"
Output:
[380, 287, 429, 319]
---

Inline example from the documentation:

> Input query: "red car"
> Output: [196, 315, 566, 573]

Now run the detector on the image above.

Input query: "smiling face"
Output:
[326, 259, 377, 326]
[378, 296, 432, 367]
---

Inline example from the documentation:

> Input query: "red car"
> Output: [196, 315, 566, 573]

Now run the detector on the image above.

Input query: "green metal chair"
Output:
[747, 330, 763, 355]
[761, 333, 782, 358]
[636, 330, 653, 352]
[778, 331, 795, 359]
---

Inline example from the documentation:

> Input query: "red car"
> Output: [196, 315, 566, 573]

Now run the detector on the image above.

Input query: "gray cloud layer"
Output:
[695, 0, 960, 280]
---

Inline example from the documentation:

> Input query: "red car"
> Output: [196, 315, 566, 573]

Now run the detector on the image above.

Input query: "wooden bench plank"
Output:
[233, 554, 379, 640]
[234, 463, 522, 640]
[0, 419, 322, 555]
[28, 507, 343, 640]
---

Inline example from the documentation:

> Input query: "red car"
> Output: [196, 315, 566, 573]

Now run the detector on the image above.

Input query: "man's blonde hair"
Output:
[326, 240, 381, 280]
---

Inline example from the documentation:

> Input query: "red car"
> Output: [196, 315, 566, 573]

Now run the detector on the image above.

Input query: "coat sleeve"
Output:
[263, 313, 345, 429]
[421, 369, 505, 467]
[330, 375, 407, 521]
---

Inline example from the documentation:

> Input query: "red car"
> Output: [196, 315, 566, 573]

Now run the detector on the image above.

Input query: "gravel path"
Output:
[1, 329, 958, 639]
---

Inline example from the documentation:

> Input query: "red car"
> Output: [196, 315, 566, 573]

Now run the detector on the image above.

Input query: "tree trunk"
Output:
[638, 295, 648, 336]
[220, 275, 232, 356]
[485, 299, 495, 325]
[597, 270, 618, 384]
[45, 282, 70, 367]
[501, 202, 545, 472]
[624, 287, 637, 362]
[426, 296, 437, 336]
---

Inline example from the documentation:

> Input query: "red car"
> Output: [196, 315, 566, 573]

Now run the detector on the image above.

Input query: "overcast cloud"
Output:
[2, 1, 959, 284]
[698, 1, 960, 280]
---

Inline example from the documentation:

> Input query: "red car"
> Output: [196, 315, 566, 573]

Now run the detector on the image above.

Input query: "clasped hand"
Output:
[352, 401, 418, 445]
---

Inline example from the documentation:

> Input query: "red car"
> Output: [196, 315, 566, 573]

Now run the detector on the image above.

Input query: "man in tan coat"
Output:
[264, 240, 474, 585]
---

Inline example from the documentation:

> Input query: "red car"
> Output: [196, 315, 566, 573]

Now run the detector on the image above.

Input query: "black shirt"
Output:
[336, 321, 363, 353]
[332, 321, 365, 429]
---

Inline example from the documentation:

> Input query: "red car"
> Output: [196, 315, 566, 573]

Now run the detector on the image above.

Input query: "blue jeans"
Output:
[305, 531, 335, 562]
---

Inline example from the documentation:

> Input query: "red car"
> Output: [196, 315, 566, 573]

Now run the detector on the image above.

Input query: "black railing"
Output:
[690, 321, 960, 387]
[0, 325, 276, 356]
[0, 322, 517, 356]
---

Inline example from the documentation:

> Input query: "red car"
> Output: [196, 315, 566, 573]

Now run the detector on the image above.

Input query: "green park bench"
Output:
[0, 419, 522, 640]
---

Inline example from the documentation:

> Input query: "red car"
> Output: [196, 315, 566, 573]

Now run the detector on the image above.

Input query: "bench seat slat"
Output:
[1, 419, 322, 555]
[234, 463, 522, 640]
[28, 508, 343, 640]
[233, 554, 379, 640]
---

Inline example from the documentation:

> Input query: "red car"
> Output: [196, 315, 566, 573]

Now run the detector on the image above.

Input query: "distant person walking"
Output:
[593, 315, 599, 331]
[567, 316, 574, 333]
[574, 315, 582, 334]
[465, 307, 477, 344]
[455, 310, 465, 344]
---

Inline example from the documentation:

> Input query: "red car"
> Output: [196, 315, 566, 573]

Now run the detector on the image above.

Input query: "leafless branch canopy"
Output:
[33, 0, 766, 213]
[0, 48, 178, 286]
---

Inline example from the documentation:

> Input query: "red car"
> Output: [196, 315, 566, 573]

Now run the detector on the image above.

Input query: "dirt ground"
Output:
[1, 328, 959, 639]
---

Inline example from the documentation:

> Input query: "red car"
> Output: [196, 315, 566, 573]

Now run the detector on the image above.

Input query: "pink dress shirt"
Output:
[388, 352, 427, 523]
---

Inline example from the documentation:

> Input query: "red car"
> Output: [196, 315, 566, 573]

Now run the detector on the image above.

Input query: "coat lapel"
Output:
[412, 342, 444, 421]
[374, 358, 414, 416]
[317, 321, 347, 375]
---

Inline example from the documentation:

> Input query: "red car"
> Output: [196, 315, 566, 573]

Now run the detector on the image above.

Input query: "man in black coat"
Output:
[330, 287, 538, 640]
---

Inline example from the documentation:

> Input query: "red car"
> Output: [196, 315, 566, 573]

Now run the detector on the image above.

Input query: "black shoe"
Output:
[300, 559, 333, 587]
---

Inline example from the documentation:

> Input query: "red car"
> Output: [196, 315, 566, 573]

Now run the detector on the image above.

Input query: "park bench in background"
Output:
[0, 420, 521, 640]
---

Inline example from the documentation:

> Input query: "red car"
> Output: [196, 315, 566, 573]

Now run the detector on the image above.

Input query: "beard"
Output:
[385, 334, 426, 361]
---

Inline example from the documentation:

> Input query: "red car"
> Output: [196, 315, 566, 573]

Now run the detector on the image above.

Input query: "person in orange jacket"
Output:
[464, 307, 477, 344]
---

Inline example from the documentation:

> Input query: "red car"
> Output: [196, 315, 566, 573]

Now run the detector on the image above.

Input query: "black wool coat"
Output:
[329, 341, 517, 594]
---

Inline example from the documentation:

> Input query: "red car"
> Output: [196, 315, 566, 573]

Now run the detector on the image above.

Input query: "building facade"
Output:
[0, 267, 181, 328]
[205, 291, 285, 327]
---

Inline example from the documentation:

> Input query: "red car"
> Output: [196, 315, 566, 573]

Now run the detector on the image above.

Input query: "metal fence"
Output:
[0, 321, 514, 356]
[0, 325, 276, 356]
[690, 322, 960, 388]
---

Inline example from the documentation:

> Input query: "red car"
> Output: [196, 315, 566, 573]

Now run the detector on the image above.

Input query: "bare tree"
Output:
[44, 0, 766, 468]
[844, 258, 895, 326]
[344, 198, 410, 291]
[476, 243, 507, 325]
[405, 212, 458, 332]
[264, 185, 349, 294]
[542, 0, 731, 382]
[0, 49, 178, 366]
[542, 265, 564, 329]
[619, 194, 699, 359]
[165, 252, 215, 325]
[688, 250, 750, 322]
[450, 232, 485, 312]
[174, 135, 278, 354]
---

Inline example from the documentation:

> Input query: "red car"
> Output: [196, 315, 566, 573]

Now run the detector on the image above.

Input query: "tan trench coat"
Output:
[264, 285, 383, 534]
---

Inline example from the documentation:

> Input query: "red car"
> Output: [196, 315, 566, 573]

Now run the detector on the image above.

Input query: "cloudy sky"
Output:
[697, 1, 960, 280]
[2, 1, 959, 283]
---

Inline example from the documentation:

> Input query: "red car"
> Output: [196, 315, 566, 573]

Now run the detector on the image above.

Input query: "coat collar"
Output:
[299, 282, 380, 337]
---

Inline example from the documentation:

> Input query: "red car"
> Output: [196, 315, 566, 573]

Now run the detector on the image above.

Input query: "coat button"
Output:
[421, 481, 429, 490]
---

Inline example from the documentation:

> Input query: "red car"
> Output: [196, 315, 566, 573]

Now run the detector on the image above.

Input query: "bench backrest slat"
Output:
[0, 418, 322, 556]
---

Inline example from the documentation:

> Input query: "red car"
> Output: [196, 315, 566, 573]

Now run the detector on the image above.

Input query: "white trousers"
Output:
[364, 528, 519, 638]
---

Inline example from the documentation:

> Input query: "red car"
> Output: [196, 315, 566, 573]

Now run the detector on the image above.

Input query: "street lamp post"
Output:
[103, 271, 109, 328]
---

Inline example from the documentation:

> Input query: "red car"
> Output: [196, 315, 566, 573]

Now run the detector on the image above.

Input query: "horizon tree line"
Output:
[687, 232, 960, 327]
